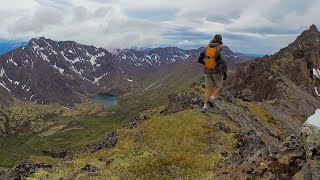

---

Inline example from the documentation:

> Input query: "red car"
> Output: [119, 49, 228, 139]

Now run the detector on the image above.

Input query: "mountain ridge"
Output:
[0, 37, 249, 106]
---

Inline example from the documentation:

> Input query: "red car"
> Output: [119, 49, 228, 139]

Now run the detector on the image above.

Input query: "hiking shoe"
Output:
[201, 107, 208, 113]
[208, 98, 215, 107]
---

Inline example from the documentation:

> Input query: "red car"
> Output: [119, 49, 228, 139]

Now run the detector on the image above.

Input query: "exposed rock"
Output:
[81, 164, 100, 173]
[85, 132, 118, 153]
[277, 134, 305, 166]
[235, 88, 255, 101]
[129, 111, 149, 128]
[209, 122, 231, 133]
[105, 159, 114, 167]
[42, 147, 73, 160]
[161, 91, 202, 114]
[294, 123, 320, 179]
[0, 160, 52, 180]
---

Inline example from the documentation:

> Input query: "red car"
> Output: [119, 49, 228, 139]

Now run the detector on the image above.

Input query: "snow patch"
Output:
[142, 73, 174, 92]
[9, 54, 18, 66]
[0, 83, 11, 92]
[313, 68, 320, 78]
[40, 52, 50, 62]
[53, 63, 64, 74]
[30, 94, 36, 100]
[0, 68, 5, 77]
[305, 109, 320, 128]
[315, 87, 320, 96]
[86, 51, 105, 67]
[94, 72, 109, 84]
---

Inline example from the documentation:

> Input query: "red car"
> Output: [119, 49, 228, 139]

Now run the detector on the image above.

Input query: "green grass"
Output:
[246, 102, 279, 125]
[0, 62, 203, 168]
[0, 104, 134, 168]
[30, 109, 238, 179]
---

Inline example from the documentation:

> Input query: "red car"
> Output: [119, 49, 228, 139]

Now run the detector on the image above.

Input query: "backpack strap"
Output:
[215, 45, 222, 60]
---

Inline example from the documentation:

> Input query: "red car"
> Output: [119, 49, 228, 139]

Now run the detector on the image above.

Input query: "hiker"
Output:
[197, 34, 228, 113]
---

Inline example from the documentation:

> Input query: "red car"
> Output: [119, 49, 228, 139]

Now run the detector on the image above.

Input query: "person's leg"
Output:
[205, 87, 213, 106]
[210, 74, 224, 100]
[203, 74, 214, 112]
[212, 87, 220, 98]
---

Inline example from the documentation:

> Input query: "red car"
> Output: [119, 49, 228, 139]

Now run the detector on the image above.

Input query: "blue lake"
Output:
[89, 93, 117, 106]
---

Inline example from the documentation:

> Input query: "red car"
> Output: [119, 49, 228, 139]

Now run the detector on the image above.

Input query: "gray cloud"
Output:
[124, 7, 178, 21]
[263, 0, 317, 22]
[206, 8, 241, 24]
[9, 8, 64, 33]
[0, 0, 320, 54]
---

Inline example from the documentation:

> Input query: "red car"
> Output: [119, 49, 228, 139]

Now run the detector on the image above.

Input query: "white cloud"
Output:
[0, 0, 319, 54]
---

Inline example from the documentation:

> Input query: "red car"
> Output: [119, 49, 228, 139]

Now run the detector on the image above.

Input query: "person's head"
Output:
[210, 34, 223, 45]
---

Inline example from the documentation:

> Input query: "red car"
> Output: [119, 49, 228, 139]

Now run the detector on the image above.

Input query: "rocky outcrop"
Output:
[80, 164, 100, 173]
[129, 111, 149, 129]
[161, 91, 202, 115]
[0, 160, 52, 180]
[84, 132, 118, 153]
[294, 123, 320, 179]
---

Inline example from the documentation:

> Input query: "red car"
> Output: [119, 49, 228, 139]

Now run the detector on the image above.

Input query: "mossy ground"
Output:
[245, 101, 279, 125]
[30, 109, 238, 179]
[0, 102, 132, 168]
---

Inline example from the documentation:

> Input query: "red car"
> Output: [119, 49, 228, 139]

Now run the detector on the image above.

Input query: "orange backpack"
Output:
[205, 45, 220, 70]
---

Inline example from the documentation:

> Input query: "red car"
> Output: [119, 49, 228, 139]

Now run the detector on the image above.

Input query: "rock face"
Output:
[0, 160, 52, 180]
[161, 91, 203, 114]
[294, 123, 320, 179]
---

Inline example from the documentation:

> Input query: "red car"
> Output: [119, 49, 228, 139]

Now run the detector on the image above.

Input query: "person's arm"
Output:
[197, 48, 206, 65]
[218, 47, 228, 73]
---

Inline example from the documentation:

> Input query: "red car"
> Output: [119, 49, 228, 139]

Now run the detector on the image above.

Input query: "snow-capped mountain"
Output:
[115, 47, 200, 67]
[0, 37, 249, 106]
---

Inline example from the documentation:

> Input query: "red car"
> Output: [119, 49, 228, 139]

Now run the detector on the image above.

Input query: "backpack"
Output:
[205, 45, 220, 70]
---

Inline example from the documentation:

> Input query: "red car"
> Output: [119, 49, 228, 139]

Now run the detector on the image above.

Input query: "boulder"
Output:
[293, 123, 320, 179]
[161, 91, 202, 114]
[129, 111, 149, 128]
[81, 164, 100, 173]
[85, 132, 118, 153]
[0, 160, 52, 180]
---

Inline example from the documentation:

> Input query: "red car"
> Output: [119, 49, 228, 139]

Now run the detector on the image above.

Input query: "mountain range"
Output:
[0, 37, 248, 106]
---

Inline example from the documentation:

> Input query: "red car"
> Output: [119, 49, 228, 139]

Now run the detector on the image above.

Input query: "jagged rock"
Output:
[161, 91, 202, 114]
[293, 123, 320, 179]
[277, 134, 306, 166]
[85, 132, 118, 153]
[42, 147, 73, 160]
[129, 111, 149, 128]
[0, 160, 52, 180]
[81, 164, 100, 173]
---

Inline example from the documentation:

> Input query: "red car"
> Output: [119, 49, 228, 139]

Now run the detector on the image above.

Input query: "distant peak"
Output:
[309, 24, 318, 32]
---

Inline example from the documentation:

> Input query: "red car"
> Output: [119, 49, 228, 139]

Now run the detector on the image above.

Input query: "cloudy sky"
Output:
[0, 0, 320, 54]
